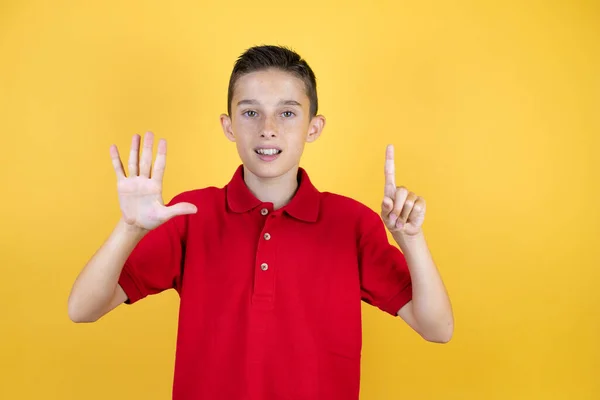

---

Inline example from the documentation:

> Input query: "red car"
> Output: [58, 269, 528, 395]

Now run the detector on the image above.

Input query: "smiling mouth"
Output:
[255, 148, 282, 156]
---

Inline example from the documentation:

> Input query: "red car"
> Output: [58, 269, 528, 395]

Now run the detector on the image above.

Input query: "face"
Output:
[220, 68, 325, 180]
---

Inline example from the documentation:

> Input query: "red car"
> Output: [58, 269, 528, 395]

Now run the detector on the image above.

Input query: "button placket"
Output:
[253, 206, 276, 305]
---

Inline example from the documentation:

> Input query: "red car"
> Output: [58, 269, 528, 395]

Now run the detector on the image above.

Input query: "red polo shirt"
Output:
[118, 165, 412, 400]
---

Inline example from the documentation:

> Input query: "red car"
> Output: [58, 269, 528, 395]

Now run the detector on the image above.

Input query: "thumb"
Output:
[163, 202, 198, 220]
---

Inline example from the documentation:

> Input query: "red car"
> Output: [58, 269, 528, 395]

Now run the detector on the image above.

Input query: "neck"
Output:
[243, 165, 300, 210]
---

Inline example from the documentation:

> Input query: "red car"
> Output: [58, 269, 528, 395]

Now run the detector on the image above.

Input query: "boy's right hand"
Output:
[109, 131, 197, 233]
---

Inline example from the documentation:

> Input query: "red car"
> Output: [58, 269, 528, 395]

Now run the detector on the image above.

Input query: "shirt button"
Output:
[264, 233, 271, 240]
[260, 208, 268, 216]
[260, 263, 269, 271]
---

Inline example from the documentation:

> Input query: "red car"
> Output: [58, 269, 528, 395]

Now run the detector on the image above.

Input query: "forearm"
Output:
[68, 218, 145, 322]
[395, 230, 453, 342]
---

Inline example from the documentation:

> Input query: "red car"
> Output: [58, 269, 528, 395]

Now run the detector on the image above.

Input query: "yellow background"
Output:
[1, 0, 598, 399]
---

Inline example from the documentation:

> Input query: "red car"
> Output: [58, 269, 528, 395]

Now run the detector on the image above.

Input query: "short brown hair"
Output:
[227, 45, 319, 117]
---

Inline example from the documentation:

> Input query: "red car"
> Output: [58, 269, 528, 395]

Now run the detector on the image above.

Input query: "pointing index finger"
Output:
[384, 144, 396, 196]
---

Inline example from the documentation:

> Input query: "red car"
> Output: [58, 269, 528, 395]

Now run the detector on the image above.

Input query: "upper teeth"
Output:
[257, 149, 280, 155]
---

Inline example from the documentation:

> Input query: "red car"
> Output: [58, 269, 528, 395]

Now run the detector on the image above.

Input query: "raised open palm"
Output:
[110, 131, 197, 231]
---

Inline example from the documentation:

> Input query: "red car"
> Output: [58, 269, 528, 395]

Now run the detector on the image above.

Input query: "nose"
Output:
[261, 116, 277, 138]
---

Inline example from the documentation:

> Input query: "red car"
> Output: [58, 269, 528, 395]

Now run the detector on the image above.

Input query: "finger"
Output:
[139, 131, 154, 178]
[381, 196, 394, 218]
[162, 202, 198, 221]
[391, 186, 409, 221]
[407, 197, 426, 224]
[399, 191, 418, 223]
[128, 134, 141, 176]
[384, 144, 396, 198]
[152, 139, 167, 184]
[110, 144, 125, 180]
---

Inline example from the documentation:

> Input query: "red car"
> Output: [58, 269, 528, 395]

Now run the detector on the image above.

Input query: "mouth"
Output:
[254, 147, 282, 162]
[254, 148, 282, 156]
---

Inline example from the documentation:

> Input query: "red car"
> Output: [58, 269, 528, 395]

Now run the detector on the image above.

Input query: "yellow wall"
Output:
[1, 1, 598, 398]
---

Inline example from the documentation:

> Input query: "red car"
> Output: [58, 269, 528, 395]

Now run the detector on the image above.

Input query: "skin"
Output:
[382, 145, 454, 343]
[220, 68, 325, 209]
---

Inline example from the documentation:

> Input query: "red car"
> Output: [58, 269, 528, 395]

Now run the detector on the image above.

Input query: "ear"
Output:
[306, 114, 326, 143]
[220, 114, 235, 142]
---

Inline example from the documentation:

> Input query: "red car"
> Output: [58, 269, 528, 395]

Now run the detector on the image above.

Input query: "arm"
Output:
[67, 219, 144, 323]
[394, 230, 453, 343]
[67, 132, 197, 323]
[381, 144, 454, 343]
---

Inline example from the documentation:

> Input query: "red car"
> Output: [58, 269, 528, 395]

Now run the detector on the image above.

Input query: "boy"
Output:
[68, 45, 453, 399]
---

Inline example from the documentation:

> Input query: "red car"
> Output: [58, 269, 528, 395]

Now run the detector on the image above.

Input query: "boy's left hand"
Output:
[381, 144, 426, 237]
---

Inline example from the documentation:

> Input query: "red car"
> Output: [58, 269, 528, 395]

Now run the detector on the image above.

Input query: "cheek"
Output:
[232, 122, 257, 141]
[283, 119, 309, 136]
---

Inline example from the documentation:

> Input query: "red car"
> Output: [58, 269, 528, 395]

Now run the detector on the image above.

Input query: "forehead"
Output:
[232, 68, 308, 104]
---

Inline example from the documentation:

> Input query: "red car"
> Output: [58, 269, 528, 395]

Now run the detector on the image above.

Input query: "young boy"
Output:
[68, 45, 453, 400]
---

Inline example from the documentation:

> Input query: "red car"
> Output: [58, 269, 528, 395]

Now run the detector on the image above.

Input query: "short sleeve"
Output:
[357, 207, 413, 316]
[118, 195, 189, 304]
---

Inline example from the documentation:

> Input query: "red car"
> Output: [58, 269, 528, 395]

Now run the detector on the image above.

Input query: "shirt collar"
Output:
[226, 165, 320, 223]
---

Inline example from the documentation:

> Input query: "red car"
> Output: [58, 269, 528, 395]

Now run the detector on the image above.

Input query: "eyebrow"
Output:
[237, 99, 303, 107]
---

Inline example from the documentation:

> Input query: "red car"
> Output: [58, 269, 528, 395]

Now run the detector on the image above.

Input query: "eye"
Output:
[243, 110, 258, 118]
[282, 111, 295, 118]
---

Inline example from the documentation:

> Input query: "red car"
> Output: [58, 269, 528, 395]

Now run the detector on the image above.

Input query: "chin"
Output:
[243, 156, 296, 180]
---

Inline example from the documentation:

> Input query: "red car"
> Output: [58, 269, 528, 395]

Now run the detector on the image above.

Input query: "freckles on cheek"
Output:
[232, 121, 248, 135]
[236, 118, 259, 131]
